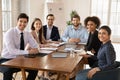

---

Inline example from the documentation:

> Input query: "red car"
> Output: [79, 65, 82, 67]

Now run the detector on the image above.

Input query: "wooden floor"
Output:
[0, 43, 120, 80]
[0, 72, 66, 80]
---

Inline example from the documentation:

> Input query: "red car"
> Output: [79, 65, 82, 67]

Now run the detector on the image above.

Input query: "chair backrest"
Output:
[91, 61, 120, 80]
[92, 68, 120, 80]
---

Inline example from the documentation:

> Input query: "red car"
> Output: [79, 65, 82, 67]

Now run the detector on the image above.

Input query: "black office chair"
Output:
[91, 61, 120, 80]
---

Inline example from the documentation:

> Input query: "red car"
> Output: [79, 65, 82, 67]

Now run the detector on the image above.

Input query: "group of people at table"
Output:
[0, 13, 119, 80]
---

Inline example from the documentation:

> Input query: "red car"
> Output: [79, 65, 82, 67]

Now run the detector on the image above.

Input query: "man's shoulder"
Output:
[53, 25, 58, 29]
[6, 27, 16, 34]
[24, 30, 31, 34]
[43, 25, 47, 27]
[43, 25, 47, 30]
[79, 25, 87, 30]
[66, 25, 73, 29]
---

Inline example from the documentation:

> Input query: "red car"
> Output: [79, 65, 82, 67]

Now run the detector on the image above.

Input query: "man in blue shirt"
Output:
[61, 14, 88, 43]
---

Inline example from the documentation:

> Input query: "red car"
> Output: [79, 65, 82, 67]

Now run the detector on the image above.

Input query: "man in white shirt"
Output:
[0, 13, 39, 80]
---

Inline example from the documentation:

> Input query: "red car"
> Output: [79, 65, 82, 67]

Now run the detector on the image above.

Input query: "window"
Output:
[2, 0, 12, 33]
[91, 0, 109, 25]
[91, 0, 120, 42]
[110, 0, 120, 36]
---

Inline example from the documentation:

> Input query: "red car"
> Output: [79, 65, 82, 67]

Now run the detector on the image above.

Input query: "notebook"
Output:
[52, 53, 68, 58]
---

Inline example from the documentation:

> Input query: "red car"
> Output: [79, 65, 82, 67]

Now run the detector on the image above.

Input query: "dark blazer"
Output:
[43, 25, 60, 41]
[85, 30, 102, 67]
[85, 30, 101, 56]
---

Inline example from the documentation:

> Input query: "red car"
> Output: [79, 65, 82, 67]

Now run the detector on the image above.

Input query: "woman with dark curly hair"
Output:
[81, 16, 102, 68]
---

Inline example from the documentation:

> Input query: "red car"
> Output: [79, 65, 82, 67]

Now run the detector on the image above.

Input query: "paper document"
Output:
[49, 42, 65, 47]
[74, 49, 84, 53]
[86, 51, 94, 55]
[64, 48, 74, 51]
[39, 50, 53, 54]
[49, 43, 60, 47]
[40, 47, 58, 51]
[78, 42, 86, 45]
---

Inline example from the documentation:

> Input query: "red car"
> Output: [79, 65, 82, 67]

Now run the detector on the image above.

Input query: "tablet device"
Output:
[24, 54, 36, 58]
[35, 53, 48, 57]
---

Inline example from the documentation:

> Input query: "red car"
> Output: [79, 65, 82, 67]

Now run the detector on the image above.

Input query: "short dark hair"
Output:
[99, 25, 111, 35]
[46, 14, 54, 19]
[71, 14, 80, 21]
[17, 13, 29, 22]
[84, 16, 101, 29]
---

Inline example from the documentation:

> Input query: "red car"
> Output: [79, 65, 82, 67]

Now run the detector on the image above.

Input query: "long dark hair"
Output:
[31, 18, 43, 43]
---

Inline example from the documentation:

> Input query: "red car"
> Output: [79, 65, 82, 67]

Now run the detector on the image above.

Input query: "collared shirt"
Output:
[61, 25, 88, 43]
[46, 25, 53, 40]
[1, 27, 38, 59]
[97, 40, 116, 71]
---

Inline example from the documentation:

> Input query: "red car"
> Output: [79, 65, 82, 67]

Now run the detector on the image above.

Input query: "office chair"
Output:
[91, 61, 120, 80]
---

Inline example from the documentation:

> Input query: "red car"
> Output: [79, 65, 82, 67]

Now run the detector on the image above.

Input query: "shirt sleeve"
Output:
[4, 29, 28, 56]
[27, 32, 38, 48]
[79, 28, 89, 43]
[61, 27, 69, 42]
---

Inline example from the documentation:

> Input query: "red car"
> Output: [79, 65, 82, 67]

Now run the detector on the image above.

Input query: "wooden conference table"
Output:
[1, 42, 85, 80]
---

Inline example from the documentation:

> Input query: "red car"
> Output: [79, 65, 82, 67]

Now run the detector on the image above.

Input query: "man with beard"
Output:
[62, 14, 88, 43]
[61, 14, 89, 80]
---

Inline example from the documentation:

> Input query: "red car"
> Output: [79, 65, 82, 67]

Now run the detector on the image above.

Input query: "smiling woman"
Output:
[76, 26, 117, 80]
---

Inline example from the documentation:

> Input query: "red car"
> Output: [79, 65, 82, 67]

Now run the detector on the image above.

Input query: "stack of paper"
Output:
[78, 42, 86, 45]
[49, 42, 65, 47]
[39, 50, 53, 54]
[40, 47, 58, 51]
[64, 48, 74, 51]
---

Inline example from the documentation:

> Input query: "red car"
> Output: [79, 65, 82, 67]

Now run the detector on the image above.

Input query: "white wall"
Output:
[11, 0, 20, 27]
[61, 0, 91, 25]
[28, 0, 45, 31]
[0, 0, 2, 52]
[26, 0, 91, 34]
